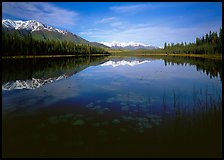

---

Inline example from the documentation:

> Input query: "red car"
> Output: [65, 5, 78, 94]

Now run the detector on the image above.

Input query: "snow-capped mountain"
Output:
[100, 41, 159, 50]
[2, 19, 109, 48]
[2, 19, 67, 34]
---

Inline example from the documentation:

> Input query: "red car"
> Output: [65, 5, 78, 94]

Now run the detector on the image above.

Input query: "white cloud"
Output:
[96, 17, 117, 24]
[2, 2, 79, 29]
[110, 22, 123, 27]
[110, 4, 152, 13]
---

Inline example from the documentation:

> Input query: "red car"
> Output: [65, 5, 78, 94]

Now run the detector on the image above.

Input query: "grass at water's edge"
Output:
[108, 51, 222, 60]
[2, 52, 222, 60]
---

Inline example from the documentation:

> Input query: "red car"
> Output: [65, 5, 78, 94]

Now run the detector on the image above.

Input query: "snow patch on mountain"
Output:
[2, 19, 67, 34]
[100, 41, 159, 50]
[100, 41, 151, 47]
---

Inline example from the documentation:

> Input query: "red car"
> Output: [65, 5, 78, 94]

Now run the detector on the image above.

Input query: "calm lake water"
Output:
[2, 55, 222, 157]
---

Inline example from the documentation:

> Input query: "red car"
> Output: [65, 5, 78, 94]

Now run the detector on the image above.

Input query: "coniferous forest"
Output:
[2, 31, 109, 56]
[163, 28, 222, 54]
[2, 28, 222, 57]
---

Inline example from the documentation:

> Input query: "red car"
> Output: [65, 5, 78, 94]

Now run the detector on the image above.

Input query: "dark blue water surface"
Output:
[2, 56, 222, 157]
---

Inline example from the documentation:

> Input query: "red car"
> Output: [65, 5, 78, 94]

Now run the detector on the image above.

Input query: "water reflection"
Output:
[2, 56, 108, 90]
[101, 59, 151, 67]
[161, 56, 222, 81]
[2, 55, 222, 157]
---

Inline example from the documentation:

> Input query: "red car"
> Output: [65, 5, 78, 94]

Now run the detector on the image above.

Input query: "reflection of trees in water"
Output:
[163, 56, 222, 81]
[2, 56, 107, 83]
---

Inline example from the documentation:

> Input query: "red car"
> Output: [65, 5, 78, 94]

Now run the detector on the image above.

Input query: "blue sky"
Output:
[2, 2, 222, 47]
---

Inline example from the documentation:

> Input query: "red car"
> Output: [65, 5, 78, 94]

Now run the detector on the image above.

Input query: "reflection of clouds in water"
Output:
[95, 84, 119, 91]
[34, 79, 81, 104]
[115, 92, 159, 104]
[77, 73, 94, 78]
[94, 77, 128, 91]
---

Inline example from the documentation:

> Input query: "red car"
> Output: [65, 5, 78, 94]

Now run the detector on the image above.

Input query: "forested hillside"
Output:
[2, 31, 109, 56]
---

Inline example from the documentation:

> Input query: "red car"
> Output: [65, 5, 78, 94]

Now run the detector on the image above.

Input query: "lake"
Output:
[2, 55, 222, 158]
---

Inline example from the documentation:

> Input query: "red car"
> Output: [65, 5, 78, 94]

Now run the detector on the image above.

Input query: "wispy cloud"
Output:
[2, 2, 79, 29]
[110, 22, 123, 27]
[110, 4, 152, 13]
[96, 17, 117, 24]
[95, 16, 125, 29]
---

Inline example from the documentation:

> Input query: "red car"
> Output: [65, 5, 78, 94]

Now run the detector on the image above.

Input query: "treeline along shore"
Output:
[163, 28, 222, 54]
[111, 28, 222, 60]
[2, 28, 222, 59]
[2, 31, 110, 57]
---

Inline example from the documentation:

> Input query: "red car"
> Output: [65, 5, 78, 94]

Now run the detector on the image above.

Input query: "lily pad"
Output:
[85, 103, 94, 108]
[112, 119, 120, 124]
[97, 130, 108, 136]
[137, 128, 144, 133]
[96, 110, 104, 115]
[39, 123, 46, 128]
[120, 128, 127, 132]
[48, 116, 59, 124]
[63, 113, 74, 119]
[101, 121, 109, 125]
[86, 117, 93, 121]
[74, 136, 84, 145]
[72, 119, 85, 126]
[103, 108, 111, 112]
[93, 105, 101, 110]
[75, 114, 83, 118]
[92, 122, 100, 127]
[121, 106, 129, 111]
[122, 115, 133, 121]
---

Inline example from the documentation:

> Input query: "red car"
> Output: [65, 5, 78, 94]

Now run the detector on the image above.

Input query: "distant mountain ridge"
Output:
[2, 19, 67, 34]
[2, 19, 109, 48]
[101, 41, 160, 50]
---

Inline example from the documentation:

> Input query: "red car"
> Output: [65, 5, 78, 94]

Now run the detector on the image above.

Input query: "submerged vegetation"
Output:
[3, 82, 222, 157]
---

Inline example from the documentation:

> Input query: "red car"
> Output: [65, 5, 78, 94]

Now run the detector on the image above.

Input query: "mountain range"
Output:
[2, 19, 159, 50]
[2, 19, 109, 48]
[101, 41, 160, 50]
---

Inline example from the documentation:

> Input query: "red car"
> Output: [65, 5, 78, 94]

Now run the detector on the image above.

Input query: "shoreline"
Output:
[2, 54, 110, 59]
[109, 53, 222, 60]
[1, 53, 222, 60]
